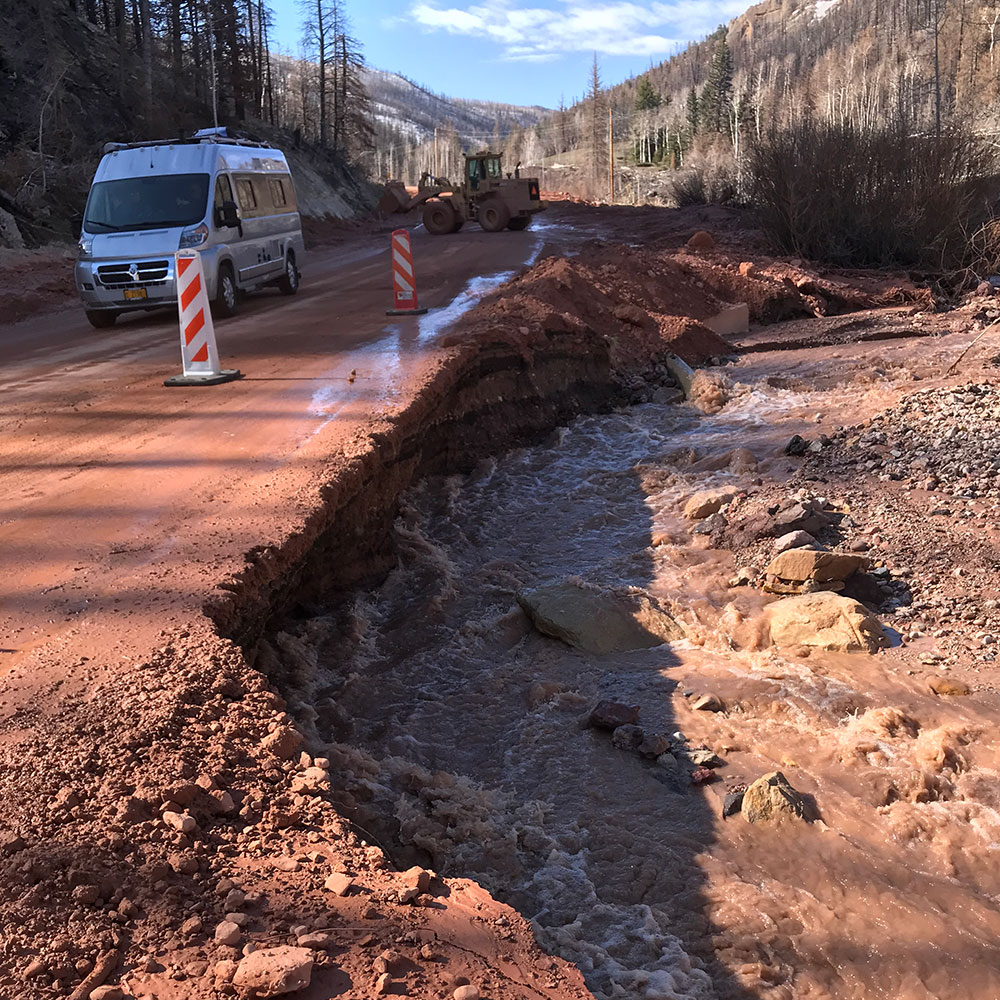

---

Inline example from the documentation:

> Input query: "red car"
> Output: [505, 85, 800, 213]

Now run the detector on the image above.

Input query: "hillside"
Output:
[504, 0, 1000, 203]
[363, 67, 549, 146]
[605, 0, 1000, 135]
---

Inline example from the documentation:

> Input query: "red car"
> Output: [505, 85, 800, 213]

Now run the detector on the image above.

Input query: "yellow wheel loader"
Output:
[377, 151, 546, 235]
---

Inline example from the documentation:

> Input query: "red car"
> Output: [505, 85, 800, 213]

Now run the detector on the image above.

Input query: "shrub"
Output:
[745, 120, 997, 271]
[664, 138, 738, 207]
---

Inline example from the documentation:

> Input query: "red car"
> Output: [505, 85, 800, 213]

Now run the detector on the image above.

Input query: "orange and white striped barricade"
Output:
[164, 250, 242, 387]
[386, 228, 428, 316]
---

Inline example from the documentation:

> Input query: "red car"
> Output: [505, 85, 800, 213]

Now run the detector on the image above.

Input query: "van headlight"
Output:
[78, 236, 94, 258]
[179, 223, 209, 249]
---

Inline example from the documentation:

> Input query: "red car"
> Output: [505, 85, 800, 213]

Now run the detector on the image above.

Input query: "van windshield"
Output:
[83, 173, 210, 233]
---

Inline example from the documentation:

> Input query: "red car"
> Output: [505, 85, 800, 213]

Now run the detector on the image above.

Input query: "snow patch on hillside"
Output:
[814, 0, 841, 19]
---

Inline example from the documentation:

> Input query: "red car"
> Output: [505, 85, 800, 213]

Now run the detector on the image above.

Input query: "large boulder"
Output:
[517, 582, 683, 653]
[684, 487, 738, 520]
[704, 302, 750, 337]
[764, 547, 868, 594]
[686, 230, 715, 251]
[765, 548, 867, 583]
[232, 947, 313, 997]
[588, 701, 640, 730]
[766, 592, 889, 653]
[742, 771, 816, 824]
[773, 531, 820, 554]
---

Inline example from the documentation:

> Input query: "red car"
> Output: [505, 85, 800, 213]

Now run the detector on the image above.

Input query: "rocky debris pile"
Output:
[517, 580, 684, 653]
[805, 383, 1000, 498]
[723, 492, 838, 545]
[0, 630, 589, 1000]
[684, 486, 898, 652]
[786, 384, 1000, 660]
[586, 701, 726, 788]
[719, 489, 913, 616]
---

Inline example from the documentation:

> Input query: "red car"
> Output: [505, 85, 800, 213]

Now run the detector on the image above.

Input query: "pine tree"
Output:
[686, 86, 700, 137]
[702, 29, 734, 134]
[634, 75, 661, 111]
[587, 53, 606, 183]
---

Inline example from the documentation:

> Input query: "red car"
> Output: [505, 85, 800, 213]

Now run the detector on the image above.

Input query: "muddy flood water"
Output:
[261, 336, 1000, 1000]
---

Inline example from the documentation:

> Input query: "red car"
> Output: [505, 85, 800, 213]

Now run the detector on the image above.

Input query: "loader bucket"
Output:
[377, 180, 410, 215]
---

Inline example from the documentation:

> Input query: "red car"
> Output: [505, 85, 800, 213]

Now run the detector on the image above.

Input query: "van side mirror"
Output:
[219, 200, 240, 229]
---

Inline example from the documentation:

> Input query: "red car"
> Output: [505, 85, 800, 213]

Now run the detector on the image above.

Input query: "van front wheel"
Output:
[214, 262, 239, 317]
[85, 309, 118, 329]
[278, 252, 300, 296]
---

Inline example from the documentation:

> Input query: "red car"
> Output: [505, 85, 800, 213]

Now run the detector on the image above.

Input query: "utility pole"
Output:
[433, 127, 439, 178]
[608, 107, 614, 202]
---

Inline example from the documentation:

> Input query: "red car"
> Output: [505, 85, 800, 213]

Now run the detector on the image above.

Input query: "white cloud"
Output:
[407, 1, 747, 60]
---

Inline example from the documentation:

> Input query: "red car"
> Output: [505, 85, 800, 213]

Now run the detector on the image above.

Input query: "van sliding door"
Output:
[233, 174, 286, 285]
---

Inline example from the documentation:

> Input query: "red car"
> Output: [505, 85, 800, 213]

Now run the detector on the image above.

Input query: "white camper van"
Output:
[76, 128, 305, 328]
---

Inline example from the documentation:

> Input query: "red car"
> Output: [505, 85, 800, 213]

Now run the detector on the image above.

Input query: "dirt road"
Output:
[0, 220, 559, 683]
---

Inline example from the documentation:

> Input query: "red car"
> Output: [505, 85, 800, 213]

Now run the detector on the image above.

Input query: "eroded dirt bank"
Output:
[0, 207, 977, 1000]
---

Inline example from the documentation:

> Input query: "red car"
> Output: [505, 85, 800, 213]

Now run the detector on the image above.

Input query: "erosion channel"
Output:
[259, 302, 1000, 1000]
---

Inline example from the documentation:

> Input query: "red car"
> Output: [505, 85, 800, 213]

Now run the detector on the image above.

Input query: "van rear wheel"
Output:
[85, 309, 118, 329]
[278, 251, 299, 296]
[213, 262, 239, 318]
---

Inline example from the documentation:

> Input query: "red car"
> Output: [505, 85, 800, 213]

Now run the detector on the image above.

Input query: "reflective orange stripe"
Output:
[178, 256, 193, 276]
[180, 273, 201, 311]
[184, 309, 204, 345]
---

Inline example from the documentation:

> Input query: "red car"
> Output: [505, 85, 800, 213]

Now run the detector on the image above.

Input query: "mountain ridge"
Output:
[363, 67, 550, 147]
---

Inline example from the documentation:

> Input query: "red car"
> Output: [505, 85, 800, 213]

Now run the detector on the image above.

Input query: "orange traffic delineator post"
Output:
[386, 228, 428, 316]
[164, 250, 242, 387]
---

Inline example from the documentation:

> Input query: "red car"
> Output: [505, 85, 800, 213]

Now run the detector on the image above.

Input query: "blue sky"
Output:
[267, 1, 749, 108]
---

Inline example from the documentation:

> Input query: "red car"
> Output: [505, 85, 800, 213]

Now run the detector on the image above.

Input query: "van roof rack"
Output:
[102, 130, 272, 155]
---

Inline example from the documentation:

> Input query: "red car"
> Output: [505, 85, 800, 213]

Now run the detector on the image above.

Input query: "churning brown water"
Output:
[262, 362, 1000, 1000]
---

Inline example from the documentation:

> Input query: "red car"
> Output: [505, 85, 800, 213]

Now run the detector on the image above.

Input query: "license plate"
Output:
[123, 287, 147, 301]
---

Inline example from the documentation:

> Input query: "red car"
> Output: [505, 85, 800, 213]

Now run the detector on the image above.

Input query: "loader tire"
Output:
[507, 216, 531, 231]
[451, 216, 465, 233]
[479, 199, 510, 233]
[423, 200, 456, 236]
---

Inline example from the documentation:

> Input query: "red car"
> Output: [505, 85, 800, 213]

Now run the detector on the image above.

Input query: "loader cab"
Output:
[466, 153, 502, 191]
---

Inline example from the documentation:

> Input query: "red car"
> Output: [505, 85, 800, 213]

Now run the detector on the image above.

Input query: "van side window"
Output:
[268, 179, 287, 208]
[213, 175, 233, 227]
[235, 178, 257, 213]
